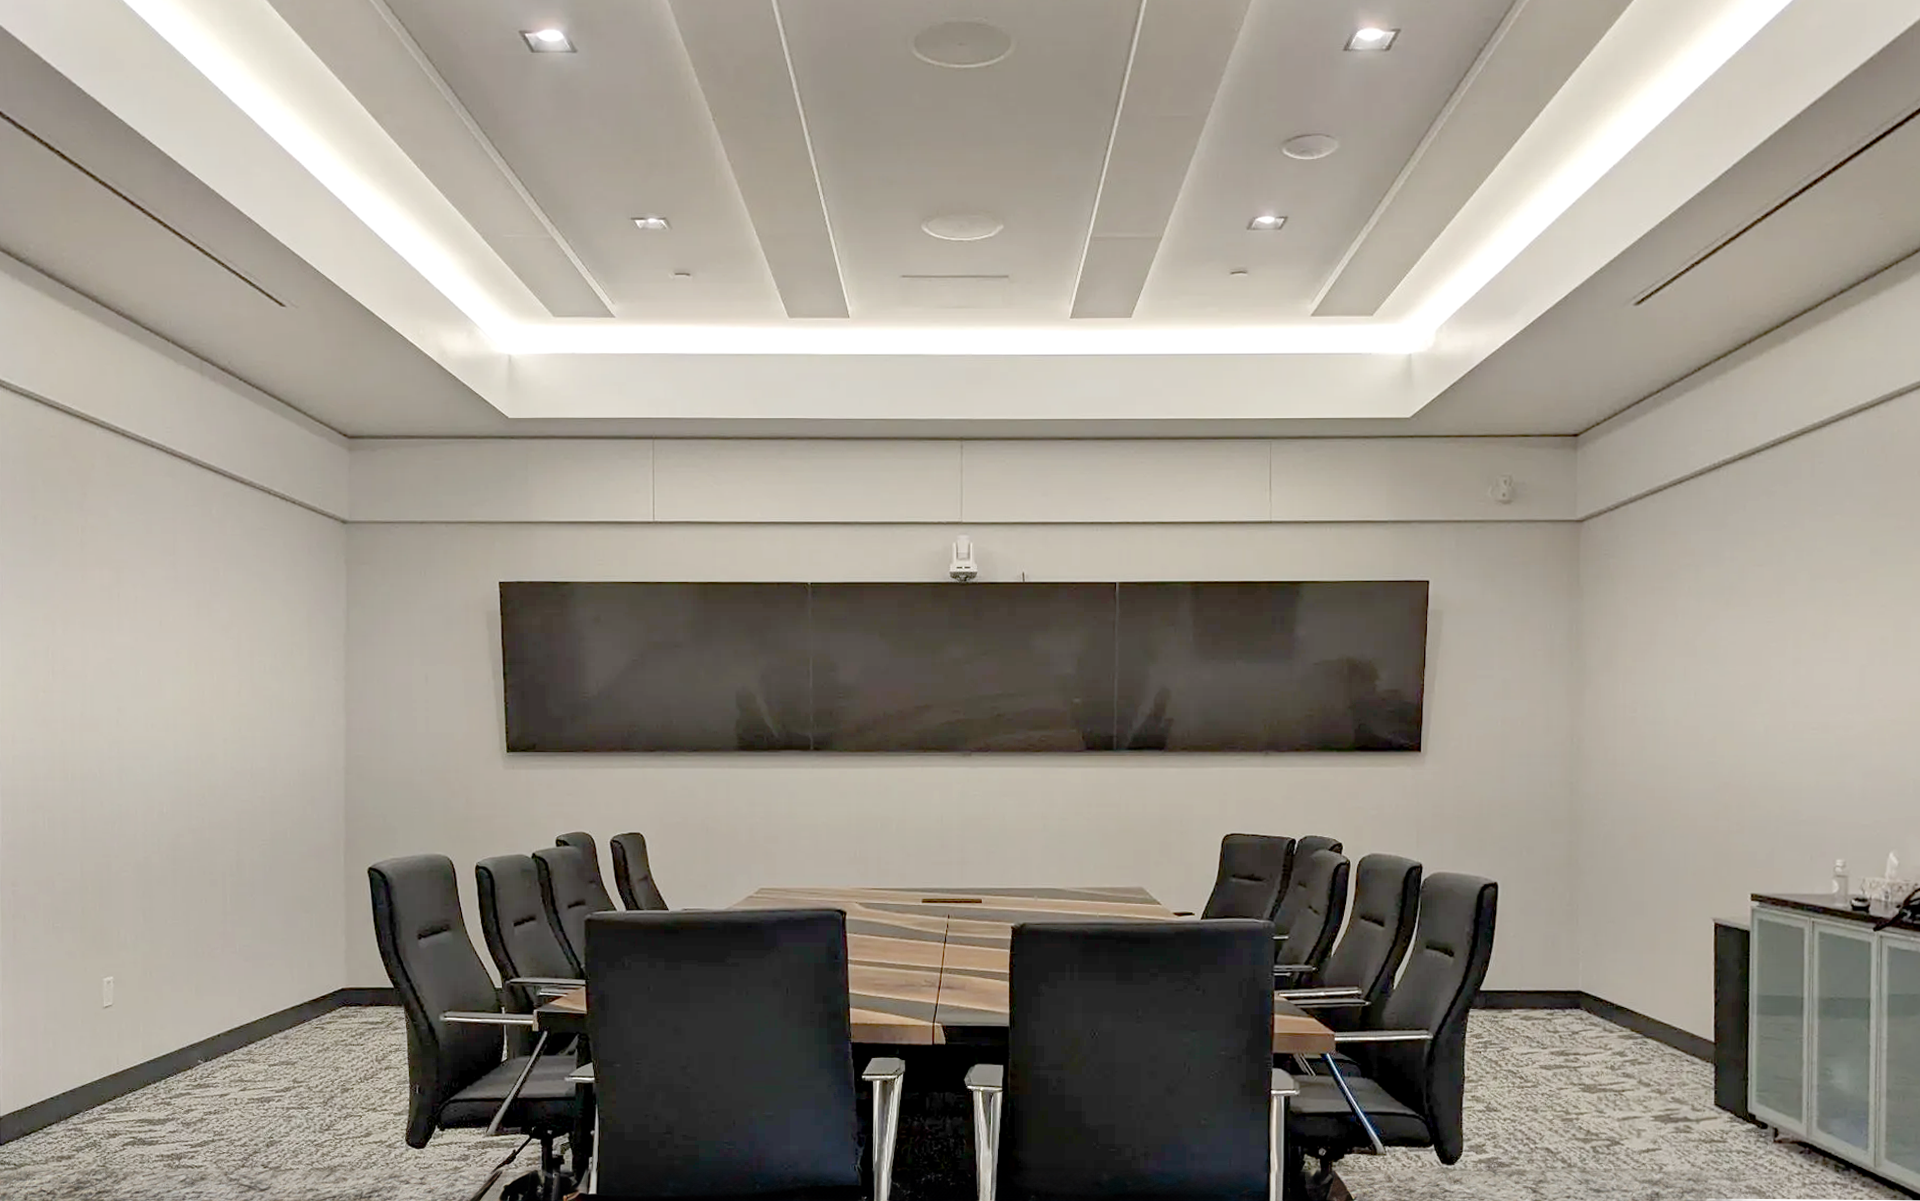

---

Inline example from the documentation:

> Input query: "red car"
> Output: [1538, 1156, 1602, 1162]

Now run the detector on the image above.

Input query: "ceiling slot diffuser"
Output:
[0, 108, 287, 308]
[1634, 102, 1920, 307]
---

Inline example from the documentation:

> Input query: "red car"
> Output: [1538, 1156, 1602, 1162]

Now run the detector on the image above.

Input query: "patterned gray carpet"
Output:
[0, 1007, 1902, 1200]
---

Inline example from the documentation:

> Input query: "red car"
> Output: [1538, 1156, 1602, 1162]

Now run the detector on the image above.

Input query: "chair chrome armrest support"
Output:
[1275, 986, 1364, 1002]
[863, 1059, 907, 1201]
[443, 1011, 537, 1027]
[964, 1065, 1004, 1201]
[1333, 1029, 1433, 1044]
[566, 1063, 594, 1086]
[1270, 1069, 1297, 1201]
[509, 976, 585, 992]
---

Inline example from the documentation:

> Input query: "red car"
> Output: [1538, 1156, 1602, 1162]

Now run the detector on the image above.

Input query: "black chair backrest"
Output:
[555, 831, 616, 912]
[1273, 849, 1350, 970]
[1368, 873, 1498, 1165]
[532, 845, 608, 975]
[1277, 833, 1342, 895]
[586, 910, 862, 1197]
[476, 853, 579, 1012]
[1199, 833, 1294, 920]
[610, 831, 668, 911]
[1319, 854, 1422, 1027]
[1003, 920, 1274, 1201]
[367, 855, 502, 1149]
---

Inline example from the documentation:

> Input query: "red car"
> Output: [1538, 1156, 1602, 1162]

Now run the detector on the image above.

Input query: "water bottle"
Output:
[1832, 859, 1849, 902]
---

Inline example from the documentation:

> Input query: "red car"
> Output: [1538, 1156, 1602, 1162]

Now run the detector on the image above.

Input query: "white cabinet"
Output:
[1879, 932, 1920, 1190]
[1750, 908, 1809, 1132]
[1751, 903, 1920, 1185]
[1809, 922, 1875, 1158]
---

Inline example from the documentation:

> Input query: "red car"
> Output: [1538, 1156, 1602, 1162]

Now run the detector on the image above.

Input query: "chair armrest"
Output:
[1333, 1029, 1433, 1044]
[567, 1064, 594, 1085]
[862, 1058, 906, 1083]
[1276, 986, 1364, 1001]
[509, 976, 585, 990]
[1272, 964, 1315, 979]
[964, 1063, 1004, 1094]
[444, 1011, 536, 1027]
[1270, 1068, 1298, 1098]
[1289, 996, 1372, 1010]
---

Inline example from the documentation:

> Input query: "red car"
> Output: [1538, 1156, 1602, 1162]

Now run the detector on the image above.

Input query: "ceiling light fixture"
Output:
[1247, 214, 1287, 231]
[631, 216, 671, 231]
[522, 28, 574, 53]
[1345, 26, 1398, 51]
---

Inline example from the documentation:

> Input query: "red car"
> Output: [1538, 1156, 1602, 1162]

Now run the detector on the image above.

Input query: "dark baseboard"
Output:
[0, 989, 348, 1144]
[333, 986, 399, 1006]
[1475, 989, 1580, 1009]
[1578, 993, 1714, 1062]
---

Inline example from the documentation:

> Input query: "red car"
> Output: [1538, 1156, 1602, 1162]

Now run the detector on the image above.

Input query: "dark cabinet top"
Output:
[1753, 892, 1920, 935]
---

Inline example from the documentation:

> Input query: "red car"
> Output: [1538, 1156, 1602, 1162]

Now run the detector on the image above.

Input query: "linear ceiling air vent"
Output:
[0, 108, 286, 307]
[1634, 102, 1920, 307]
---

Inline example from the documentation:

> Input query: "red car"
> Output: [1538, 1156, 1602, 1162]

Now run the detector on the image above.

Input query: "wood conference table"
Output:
[536, 885, 1335, 1054]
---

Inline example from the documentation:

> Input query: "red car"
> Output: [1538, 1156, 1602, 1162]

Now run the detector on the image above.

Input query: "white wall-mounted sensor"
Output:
[949, 534, 978, 582]
[1489, 475, 1516, 504]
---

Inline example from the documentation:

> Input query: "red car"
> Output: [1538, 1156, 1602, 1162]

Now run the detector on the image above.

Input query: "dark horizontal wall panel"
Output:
[501, 582, 811, 752]
[1116, 582, 1428, 751]
[500, 581, 1429, 753]
[810, 584, 1116, 752]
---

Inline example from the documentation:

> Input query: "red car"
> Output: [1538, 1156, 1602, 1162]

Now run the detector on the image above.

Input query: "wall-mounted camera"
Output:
[949, 534, 978, 582]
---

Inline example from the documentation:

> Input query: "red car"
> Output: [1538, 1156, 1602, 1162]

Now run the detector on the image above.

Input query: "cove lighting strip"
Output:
[119, 0, 1793, 356]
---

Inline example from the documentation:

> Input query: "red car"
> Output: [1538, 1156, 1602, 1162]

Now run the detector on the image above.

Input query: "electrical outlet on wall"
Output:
[102, 976, 114, 1008]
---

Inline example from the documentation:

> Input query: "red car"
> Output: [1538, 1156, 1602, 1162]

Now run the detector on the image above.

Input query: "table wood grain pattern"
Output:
[534, 886, 1333, 1053]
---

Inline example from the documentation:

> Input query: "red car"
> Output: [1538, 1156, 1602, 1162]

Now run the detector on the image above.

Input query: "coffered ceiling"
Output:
[1, 0, 1917, 433]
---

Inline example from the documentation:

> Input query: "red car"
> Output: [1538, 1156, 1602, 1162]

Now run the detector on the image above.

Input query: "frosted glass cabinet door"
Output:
[1751, 909, 1808, 1130]
[1880, 935, 1920, 1189]
[1810, 923, 1874, 1157]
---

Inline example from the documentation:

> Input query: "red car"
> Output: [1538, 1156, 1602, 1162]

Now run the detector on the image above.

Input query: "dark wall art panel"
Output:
[500, 582, 811, 751]
[809, 583, 1116, 751]
[499, 581, 1428, 753]
[1115, 582, 1428, 751]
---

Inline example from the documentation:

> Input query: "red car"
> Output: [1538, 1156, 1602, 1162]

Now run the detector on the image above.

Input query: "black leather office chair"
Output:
[609, 832, 668, 911]
[1276, 835, 1344, 899]
[1274, 847, 1351, 989]
[476, 854, 586, 1035]
[1199, 833, 1296, 920]
[369, 855, 580, 1199]
[577, 909, 905, 1201]
[1273, 850, 1350, 983]
[533, 845, 612, 976]
[555, 832, 616, 913]
[1277, 854, 1422, 1030]
[965, 920, 1296, 1201]
[1284, 873, 1499, 1200]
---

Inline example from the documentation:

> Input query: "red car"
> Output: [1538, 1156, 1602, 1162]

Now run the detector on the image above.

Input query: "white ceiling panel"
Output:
[668, 0, 847, 319]
[265, 0, 611, 317]
[1139, 0, 1516, 319]
[379, 0, 782, 320]
[1072, 0, 1250, 318]
[778, 0, 1140, 321]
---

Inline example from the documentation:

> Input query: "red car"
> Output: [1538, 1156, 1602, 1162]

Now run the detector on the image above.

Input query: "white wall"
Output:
[1577, 384, 1920, 1040]
[0, 389, 346, 1113]
[345, 519, 1580, 993]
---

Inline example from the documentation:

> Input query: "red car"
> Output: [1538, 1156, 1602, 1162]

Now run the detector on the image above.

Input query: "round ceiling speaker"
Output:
[1282, 133, 1341, 161]
[921, 213, 1004, 242]
[911, 21, 1014, 68]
